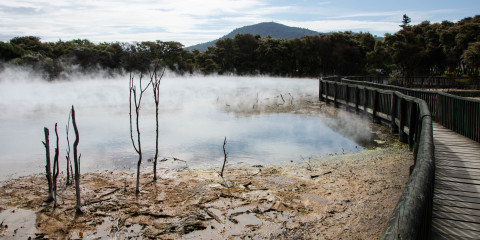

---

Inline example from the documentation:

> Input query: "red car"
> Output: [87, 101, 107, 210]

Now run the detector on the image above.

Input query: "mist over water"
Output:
[0, 68, 371, 180]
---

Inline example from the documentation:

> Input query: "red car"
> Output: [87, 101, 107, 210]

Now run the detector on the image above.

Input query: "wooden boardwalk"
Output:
[431, 122, 480, 239]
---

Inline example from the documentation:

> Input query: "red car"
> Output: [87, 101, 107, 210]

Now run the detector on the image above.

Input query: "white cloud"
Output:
[0, 0, 477, 46]
[1, 0, 283, 45]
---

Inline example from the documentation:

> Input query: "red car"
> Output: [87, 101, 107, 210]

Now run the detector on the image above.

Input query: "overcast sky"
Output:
[0, 0, 478, 47]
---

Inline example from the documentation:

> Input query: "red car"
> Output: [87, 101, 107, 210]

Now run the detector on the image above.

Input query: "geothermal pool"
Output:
[0, 72, 372, 180]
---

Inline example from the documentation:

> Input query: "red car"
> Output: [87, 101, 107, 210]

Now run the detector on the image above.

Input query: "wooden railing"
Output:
[320, 77, 435, 239]
[330, 77, 480, 143]
[345, 75, 479, 89]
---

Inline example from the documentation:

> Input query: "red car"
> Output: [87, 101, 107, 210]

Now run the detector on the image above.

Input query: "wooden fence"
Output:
[320, 77, 435, 239]
[328, 77, 480, 143]
[345, 75, 479, 89]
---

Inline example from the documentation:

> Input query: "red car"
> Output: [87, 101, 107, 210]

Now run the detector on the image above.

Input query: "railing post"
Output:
[399, 98, 408, 143]
[408, 102, 418, 150]
[334, 82, 338, 108]
[363, 88, 368, 115]
[325, 82, 329, 104]
[391, 93, 399, 133]
[372, 90, 380, 123]
[355, 87, 360, 114]
[319, 79, 323, 101]
[345, 84, 350, 111]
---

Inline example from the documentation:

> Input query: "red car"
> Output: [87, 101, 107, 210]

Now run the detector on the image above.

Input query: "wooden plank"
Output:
[436, 161, 480, 169]
[434, 137, 479, 143]
[435, 146, 480, 153]
[435, 148, 480, 154]
[435, 137, 480, 144]
[434, 139, 479, 145]
[437, 165, 480, 173]
[433, 204, 480, 217]
[434, 193, 480, 204]
[434, 180, 480, 193]
[436, 159, 480, 166]
[431, 218, 480, 232]
[434, 131, 475, 137]
[435, 151, 480, 158]
[436, 176, 480, 185]
[436, 172, 480, 181]
[434, 142, 480, 148]
[433, 198, 480, 210]
[435, 188, 480, 199]
[436, 156, 480, 163]
[433, 210, 480, 224]
[436, 143, 480, 148]
[435, 143, 480, 149]
[430, 229, 478, 240]
[436, 163, 480, 171]
[432, 220, 480, 239]
[437, 159, 480, 164]
[436, 166, 480, 175]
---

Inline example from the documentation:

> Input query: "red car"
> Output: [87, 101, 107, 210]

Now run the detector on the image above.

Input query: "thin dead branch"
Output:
[42, 127, 54, 202]
[280, 94, 285, 104]
[71, 106, 82, 214]
[220, 137, 228, 178]
[150, 65, 165, 181]
[202, 207, 222, 224]
[129, 73, 151, 194]
[53, 123, 60, 207]
[65, 113, 73, 185]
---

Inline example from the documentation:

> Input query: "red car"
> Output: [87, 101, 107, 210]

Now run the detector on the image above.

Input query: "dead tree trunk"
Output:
[53, 123, 60, 207]
[71, 106, 82, 214]
[150, 66, 165, 181]
[129, 73, 151, 194]
[220, 137, 228, 178]
[65, 114, 72, 185]
[42, 127, 54, 202]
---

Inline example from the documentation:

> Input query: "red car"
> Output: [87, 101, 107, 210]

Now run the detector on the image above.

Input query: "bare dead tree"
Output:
[220, 136, 228, 178]
[52, 123, 60, 207]
[150, 66, 165, 181]
[65, 114, 73, 185]
[129, 73, 151, 194]
[288, 93, 294, 106]
[71, 106, 82, 214]
[42, 127, 54, 202]
[280, 94, 285, 104]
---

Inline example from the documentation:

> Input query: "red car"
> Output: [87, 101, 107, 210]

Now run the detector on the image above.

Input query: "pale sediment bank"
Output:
[0, 133, 412, 239]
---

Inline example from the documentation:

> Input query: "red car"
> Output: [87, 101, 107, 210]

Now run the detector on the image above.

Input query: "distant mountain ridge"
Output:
[186, 22, 320, 52]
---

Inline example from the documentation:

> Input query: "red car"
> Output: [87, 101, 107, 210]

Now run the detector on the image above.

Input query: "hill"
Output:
[186, 22, 319, 52]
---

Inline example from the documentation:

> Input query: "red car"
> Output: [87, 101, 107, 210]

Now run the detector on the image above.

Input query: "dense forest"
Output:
[0, 15, 479, 80]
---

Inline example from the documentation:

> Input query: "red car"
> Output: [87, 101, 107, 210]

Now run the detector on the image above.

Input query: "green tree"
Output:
[400, 14, 412, 29]
[461, 42, 480, 75]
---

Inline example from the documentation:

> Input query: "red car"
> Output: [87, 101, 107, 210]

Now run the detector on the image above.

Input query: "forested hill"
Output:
[186, 22, 319, 52]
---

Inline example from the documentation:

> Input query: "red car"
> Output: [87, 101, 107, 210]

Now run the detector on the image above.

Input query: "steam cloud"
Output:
[0, 65, 371, 180]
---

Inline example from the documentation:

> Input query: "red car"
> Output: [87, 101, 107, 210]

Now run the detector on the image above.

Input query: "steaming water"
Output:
[0, 71, 370, 180]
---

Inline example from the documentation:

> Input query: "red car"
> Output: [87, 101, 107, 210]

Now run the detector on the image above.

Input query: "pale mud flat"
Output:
[0, 124, 412, 240]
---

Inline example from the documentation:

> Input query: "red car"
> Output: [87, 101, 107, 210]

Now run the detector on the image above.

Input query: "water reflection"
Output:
[0, 75, 371, 179]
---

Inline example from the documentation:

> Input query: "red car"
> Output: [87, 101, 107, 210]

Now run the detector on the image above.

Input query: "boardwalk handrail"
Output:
[319, 77, 435, 239]
[330, 76, 480, 143]
[344, 75, 478, 89]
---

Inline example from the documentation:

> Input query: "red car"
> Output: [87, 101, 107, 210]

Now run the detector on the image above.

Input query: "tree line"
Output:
[0, 15, 478, 79]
